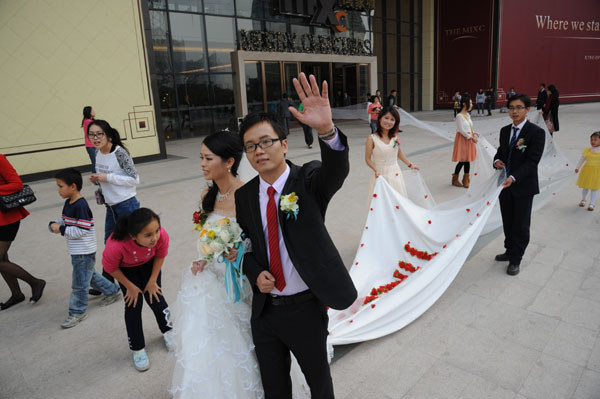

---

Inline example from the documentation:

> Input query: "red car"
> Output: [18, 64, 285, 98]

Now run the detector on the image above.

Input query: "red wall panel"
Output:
[498, 0, 600, 104]
[435, 0, 496, 108]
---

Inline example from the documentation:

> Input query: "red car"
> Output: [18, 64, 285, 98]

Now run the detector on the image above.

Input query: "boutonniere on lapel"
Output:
[280, 192, 299, 220]
[515, 138, 527, 152]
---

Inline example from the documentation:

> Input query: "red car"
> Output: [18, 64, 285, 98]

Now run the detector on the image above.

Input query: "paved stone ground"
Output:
[1, 103, 599, 399]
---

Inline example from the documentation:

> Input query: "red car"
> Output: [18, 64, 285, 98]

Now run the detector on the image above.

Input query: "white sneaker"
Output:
[99, 290, 121, 306]
[163, 332, 174, 351]
[132, 349, 150, 371]
[61, 312, 88, 329]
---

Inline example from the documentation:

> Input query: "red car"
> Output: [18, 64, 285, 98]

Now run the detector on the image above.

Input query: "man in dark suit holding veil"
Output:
[493, 94, 545, 276]
[235, 72, 357, 398]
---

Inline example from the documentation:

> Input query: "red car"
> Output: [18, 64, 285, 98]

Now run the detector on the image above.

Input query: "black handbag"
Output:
[0, 185, 36, 211]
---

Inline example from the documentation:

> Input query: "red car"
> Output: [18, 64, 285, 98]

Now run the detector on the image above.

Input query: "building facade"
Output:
[3, 0, 596, 179]
[145, 0, 426, 140]
[0, 0, 163, 179]
[435, 0, 600, 108]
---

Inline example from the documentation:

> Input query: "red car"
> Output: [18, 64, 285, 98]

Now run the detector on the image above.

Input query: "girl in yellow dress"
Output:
[575, 131, 600, 211]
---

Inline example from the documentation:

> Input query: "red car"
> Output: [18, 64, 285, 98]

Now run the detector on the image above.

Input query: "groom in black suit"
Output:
[235, 73, 357, 398]
[493, 94, 545, 275]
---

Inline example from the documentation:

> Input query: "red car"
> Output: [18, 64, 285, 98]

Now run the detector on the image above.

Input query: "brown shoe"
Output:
[452, 174, 463, 187]
[462, 173, 470, 188]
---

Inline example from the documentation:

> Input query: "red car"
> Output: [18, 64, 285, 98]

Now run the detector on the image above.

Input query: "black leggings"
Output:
[454, 162, 470, 174]
[118, 258, 170, 351]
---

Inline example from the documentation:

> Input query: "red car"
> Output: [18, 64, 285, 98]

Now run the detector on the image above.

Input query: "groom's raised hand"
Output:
[289, 73, 334, 135]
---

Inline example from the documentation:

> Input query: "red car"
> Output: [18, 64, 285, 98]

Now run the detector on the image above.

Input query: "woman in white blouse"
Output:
[451, 94, 479, 188]
[88, 120, 140, 282]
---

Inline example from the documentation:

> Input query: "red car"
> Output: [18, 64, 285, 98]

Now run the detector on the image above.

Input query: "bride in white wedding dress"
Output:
[167, 131, 309, 399]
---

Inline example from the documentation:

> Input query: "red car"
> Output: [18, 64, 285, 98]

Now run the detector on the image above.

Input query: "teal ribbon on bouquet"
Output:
[218, 241, 245, 303]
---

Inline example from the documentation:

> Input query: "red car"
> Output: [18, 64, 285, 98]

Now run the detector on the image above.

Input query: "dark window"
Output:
[245, 61, 263, 113]
[204, 0, 234, 16]
[168, 0, 202, 12]
[148, 0, 166, 10]
[205, 16, 236, 72]
[170, 13, 207, 74]
[236, 0, 262, 18]
[210, 74, 236, 131]
[176, 74, 212, 138]
[149, 11, 172, 74]
[156, 74, 178, 140]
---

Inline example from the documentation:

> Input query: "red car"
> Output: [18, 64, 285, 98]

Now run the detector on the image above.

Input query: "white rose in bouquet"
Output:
[196, 218, 244, 261]
[219, 229, 232, 244]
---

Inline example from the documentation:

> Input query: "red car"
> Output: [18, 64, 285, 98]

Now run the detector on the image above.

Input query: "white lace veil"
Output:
[326, 104, 572, 346]
[331, 103, 571, 233]
[237, 153, 258, 183]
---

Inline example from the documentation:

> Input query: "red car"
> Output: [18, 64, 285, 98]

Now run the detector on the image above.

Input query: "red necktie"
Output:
[267, 186, 286, 291]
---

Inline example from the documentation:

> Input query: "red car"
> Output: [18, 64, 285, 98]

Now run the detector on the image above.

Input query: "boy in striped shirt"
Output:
[50, 168, 121, 328]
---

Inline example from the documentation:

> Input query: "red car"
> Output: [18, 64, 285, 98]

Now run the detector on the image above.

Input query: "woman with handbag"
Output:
[0, 154, 46, 310]
[88, 120, 140, 283]
[543, 84, 560, 134]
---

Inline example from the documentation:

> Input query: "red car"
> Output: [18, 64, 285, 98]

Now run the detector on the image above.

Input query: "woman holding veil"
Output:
[365, 107, 419, 200]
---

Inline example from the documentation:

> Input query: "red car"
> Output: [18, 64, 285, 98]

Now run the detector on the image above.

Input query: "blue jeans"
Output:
[70, 253, 119, 315]
[86, 147, 96, 173]
[104, 196, 140, 243]
[370, 120, 377, 133]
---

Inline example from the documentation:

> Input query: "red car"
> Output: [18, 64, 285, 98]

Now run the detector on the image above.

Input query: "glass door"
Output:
[359, 64, 369, 103]
[245, 61, 264, 114]
[343, 64, 357, 105]
[264, 62, 282, 114]
[332, 63, 344, 107]
[283, 62, 299, 103]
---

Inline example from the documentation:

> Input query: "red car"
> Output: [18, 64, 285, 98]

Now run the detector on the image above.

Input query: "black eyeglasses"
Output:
[87, 131, 106, 139]
[508, 106, 527, 111]
[243, 138, 283, 153]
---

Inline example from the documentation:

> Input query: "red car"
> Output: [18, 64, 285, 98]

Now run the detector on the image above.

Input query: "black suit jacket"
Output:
[493, 120, 545, 197]
[536, 89, 547, 110]
[235, 131, 358, 319]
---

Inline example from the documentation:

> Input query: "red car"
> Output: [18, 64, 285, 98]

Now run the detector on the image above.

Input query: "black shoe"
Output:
[0, 293, 25, 310]
[507, 263, 520, 276]
[495, 252, 509, 262]
[30, 279, 46, 303]
[89, 289, 102, 296]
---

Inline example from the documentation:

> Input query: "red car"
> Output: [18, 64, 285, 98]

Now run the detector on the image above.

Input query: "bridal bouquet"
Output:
[197, 217, 243, 261]
[196, 217, 246, 303]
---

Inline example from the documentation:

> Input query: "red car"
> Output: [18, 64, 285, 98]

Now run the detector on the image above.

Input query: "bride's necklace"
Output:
[216, 186, 233, 202]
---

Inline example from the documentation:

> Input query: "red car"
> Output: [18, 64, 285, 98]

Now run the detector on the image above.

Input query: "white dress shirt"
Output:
[258, 133, 343, 296]
[495, 119, 528, 181]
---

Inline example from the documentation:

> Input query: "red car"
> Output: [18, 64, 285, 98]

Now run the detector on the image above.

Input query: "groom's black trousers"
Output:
[499, 189, 534, 265]
[251, 293, 333, 399]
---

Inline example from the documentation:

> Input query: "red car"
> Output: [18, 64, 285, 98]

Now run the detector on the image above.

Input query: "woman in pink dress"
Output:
[451, 94, 479, 188]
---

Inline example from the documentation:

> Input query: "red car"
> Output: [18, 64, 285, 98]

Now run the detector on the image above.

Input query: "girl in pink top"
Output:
[82, 106, 96, 173]
[102, 208, 171, 371]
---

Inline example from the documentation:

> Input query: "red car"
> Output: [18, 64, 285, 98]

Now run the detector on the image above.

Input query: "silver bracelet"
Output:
[318, 125, 337, 140]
